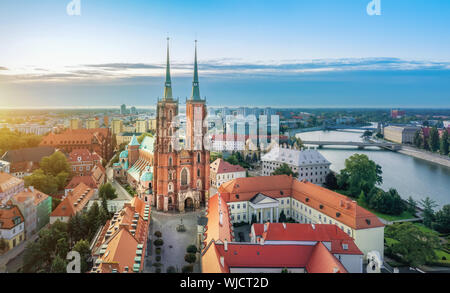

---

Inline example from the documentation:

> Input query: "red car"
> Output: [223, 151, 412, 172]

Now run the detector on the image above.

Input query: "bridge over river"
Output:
[302, 140, 401, 151]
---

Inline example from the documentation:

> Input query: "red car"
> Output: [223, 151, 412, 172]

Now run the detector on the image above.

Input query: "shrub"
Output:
[154, 231, 162, 238]
[155, 255, 161, 262]
[154, 239, 164, 247]
[182, 265, 194, 273]
[155, 247, 161, 255]
[185, 253, 197, 264]
[155, 268, 161, 273]
[152, 262, 162, 267]
[186, 245, 197, 254]
[167, 266, 176, 273]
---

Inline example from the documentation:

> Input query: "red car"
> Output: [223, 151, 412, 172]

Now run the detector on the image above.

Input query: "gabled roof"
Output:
[210, 158, 245, 174]
[249, 193, 279, 205]
[0, 205, 24, 230]
[51, 183, 95, 218]
[68, 149, 101, 162]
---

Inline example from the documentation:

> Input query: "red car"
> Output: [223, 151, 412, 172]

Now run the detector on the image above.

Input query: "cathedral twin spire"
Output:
[163, 38, 201, 101]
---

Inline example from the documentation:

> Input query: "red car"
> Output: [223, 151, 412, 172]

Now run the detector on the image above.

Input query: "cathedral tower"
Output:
[153, 39, 210, 212]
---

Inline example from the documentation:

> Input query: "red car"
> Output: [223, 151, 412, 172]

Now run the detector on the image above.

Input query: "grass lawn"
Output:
[434, 250, 450, 265]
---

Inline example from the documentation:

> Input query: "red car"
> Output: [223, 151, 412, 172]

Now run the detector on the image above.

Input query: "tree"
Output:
[185, 253, 197, 264]
[210, 152, 222, 163]
[137, 132, 153, 144]
[420, 197, 437, 228]
[432, 205, 450, 234]
[406, 196, 417, 215]
[50, 255, 67, 273]
[186, 245, 197, 254]
[413, 130, 423, 148]
[182, 265, 193, 273]
[368, 188, 406, 215]
[337, 154, 382, 197]
[279, 210, 287, 223]
[40, 151, 72, 177]
[73, 239, 91, 273]
[385, 222, 440, 267]
[24, 169, 58, 195]
[440, 130, 449, 156]
[272, 163, 298, 177]
[357, 191, 366, 207]
[428, 127, 440, 152]
[324, 172, 338, 190]
[99, 183, 118, 200]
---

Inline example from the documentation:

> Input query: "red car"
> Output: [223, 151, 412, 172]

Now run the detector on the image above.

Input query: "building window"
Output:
[181, 168, 188, 186]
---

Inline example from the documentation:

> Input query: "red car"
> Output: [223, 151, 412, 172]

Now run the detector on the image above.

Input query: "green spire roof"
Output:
[129, 135, 140, 146]
[163, 38, 173, 100]
[190, 40, 201, 101]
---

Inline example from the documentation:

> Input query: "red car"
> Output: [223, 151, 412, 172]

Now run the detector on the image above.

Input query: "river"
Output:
[296, 130, 450, 208]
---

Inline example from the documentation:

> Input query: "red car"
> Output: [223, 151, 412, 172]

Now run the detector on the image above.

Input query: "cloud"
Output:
[84, 63, 163, 71]
[2, 58, 450, 84]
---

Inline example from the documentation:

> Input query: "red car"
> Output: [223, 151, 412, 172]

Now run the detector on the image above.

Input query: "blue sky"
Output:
[0, 0, 449, 108]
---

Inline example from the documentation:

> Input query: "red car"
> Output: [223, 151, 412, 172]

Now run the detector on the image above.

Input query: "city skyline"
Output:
[1, 0, 450, 107]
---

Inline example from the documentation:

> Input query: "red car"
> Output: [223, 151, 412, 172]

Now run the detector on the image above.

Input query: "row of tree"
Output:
[413, 127, 449, 156]
[0, 127, 43, 156]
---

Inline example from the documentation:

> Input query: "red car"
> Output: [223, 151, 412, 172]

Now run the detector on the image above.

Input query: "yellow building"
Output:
[148, 119, 156, 131]
[86, 118, 100, 129]
[136, 120, 148, 133]
[70, 118, 82, 130]
[111, 119, 124, 136]
[0, 205, 25, 251]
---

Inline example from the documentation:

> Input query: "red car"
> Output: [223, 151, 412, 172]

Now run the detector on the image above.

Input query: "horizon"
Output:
[1, 0, 450, 107]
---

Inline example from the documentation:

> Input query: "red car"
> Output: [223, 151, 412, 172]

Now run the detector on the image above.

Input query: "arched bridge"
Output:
[302, 140, 401, 151]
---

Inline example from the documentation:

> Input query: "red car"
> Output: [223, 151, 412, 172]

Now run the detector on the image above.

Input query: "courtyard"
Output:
[144, 209, 204, 273]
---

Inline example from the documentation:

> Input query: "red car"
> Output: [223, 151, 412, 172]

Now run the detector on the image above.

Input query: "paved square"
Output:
[145, 210, 204, 273]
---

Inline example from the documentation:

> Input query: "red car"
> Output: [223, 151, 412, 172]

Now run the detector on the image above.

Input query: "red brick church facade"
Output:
[153, 40, 210, 212]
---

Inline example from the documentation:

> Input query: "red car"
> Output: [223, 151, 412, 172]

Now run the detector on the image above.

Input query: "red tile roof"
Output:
[204, 194, 233, 245]
[218, 175, 384, 230]
[203, 241, 347, 273]
[13, 188, 50, 206]
[210, 158, 245, 174]
[0, 205, 24, 230]
[252, 223, 362, 255]
[65, 176, 97, 190]
[68, 149, 101, 163]
[0, 172, 23, 193]
[51, 182, 95, 218]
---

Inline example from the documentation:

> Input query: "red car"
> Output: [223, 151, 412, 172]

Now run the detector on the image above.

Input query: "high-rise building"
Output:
[130, 106, 137, 115]
[70, 118, 82, 130]
[136, 119, 148, 133]
[153, 39, 210, 212]
[86, 118, 100, 129]
[148, 118, 157, 131]
[111, 119, 124, 136]
[120, 104, 127, 115]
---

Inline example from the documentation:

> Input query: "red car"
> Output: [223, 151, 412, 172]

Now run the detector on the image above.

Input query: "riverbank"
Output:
[399, 145, 450, 169]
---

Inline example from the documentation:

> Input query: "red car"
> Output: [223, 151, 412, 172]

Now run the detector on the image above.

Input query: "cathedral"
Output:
[153, 39, 210, 212]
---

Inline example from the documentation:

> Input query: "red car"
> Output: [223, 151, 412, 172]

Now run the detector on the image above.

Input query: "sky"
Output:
[0, 0, 449, 108]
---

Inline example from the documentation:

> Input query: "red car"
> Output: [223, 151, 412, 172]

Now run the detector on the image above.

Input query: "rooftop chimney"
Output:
[311, 224, 315, 230]
[220, 256, 225, 267]
[260, 238, 265, 246]
[224, 240, 228, 252]
[219, 211, 223, 226]
[282, 223, 286, 230]
[264, 223, 268, 232]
